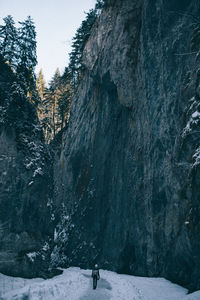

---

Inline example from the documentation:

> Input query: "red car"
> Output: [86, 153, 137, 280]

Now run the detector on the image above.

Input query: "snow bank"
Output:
[0, 267, 200, 300]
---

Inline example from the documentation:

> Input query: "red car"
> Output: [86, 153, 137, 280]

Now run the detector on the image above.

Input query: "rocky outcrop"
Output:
[0, 57, 54, 278]
[52, 0, 200, 291]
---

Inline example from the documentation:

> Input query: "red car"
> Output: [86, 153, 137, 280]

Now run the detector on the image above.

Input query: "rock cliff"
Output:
[0, 57, 54, 278]
[52, 0, 200, 291]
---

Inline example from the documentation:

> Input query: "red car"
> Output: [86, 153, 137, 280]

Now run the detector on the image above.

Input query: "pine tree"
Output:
[95, 0, 107, 10]
[49, 68, 61, 90]
[0, 15, 17, 66]
[38, 67, 72, 142]
[36, 69, 47, 131]
[17, 16, 37, 99]
[36, 69, 46, 99]
[58, 67, 71, 129]
[17, 16, 37, 70]
[40, 68, 61, 141]
[69, 8, 97, 89]
[49, 68, 61, 138]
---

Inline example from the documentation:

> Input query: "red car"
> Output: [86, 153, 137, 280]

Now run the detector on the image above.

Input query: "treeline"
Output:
[0, 15, 71, 143]
[36, 68, 71, 142]
[36, 0, 107, 142]
[69, 0, 107, 89]
[0, 15, 37, 102]
[0, 0, 107, 143]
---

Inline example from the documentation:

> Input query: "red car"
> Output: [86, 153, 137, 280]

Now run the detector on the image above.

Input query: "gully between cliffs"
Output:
[1, 0, 200, 293]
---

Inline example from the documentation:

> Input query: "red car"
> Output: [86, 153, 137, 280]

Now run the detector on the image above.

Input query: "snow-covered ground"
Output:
[0, 267, 200, 300]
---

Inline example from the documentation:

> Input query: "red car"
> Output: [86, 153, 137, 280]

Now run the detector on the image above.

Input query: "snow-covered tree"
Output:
[17, 16, 37, 70]
[17, 16, 37, 101]
[0, 15, 17, 66]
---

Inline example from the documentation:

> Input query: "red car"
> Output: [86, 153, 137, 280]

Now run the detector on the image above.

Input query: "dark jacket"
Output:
[92, 269, 100, 280]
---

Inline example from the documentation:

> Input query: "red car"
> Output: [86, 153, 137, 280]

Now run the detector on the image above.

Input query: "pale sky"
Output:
[0, 0, 96, 84]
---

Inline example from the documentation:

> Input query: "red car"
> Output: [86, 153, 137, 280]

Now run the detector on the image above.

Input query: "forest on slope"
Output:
[0, 0, 106, 143]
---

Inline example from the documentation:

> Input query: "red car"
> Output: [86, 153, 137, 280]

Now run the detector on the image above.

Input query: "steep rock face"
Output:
[53, 0, 200, 291]
[0, 58, 53, 278]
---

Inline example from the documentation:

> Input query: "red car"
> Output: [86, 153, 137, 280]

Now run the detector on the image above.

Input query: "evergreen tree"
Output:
[49, 68, 61, 90]
[36, 69, 46, 99]
[49, 68, 61, 138]
[17, 16, 37, 70]
[36, 69, 47, 132]
[95, 0, 107, 10]
[68, 0, 108, 89]
[38, 68, 72, 142]
[58, 67, 71, 129]
[41, 69, 61, 141]
[0, 53, 15, 110]
[17, 16, 37, 99]
[69, 8, 97, 89]
[0, 15, 17, 66]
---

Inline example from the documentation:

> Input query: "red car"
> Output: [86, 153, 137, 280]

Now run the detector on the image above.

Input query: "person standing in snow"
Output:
[92, 264, 100, 289]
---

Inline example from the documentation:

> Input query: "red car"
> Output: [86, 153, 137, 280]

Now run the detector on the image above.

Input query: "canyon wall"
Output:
[0, 57, 53, 278]
[53, 0, 200, 291]
[1, 0, 199, 291]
